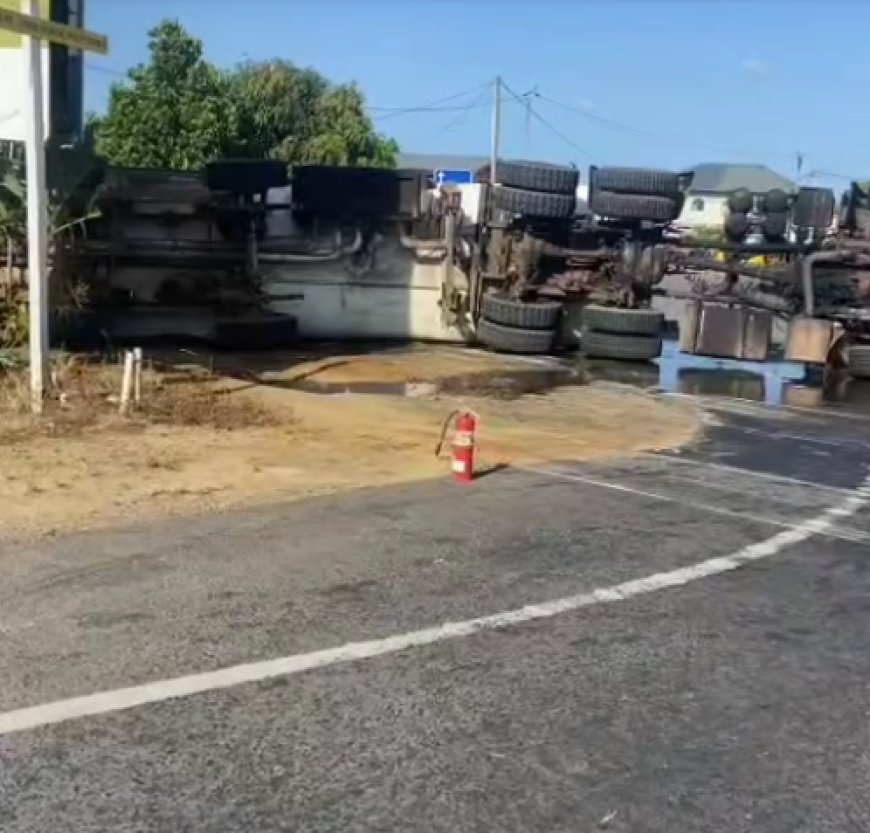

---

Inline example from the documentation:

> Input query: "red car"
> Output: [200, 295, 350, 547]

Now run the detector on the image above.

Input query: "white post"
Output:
[21, 0, 48, 414]
[133, 347, 142, 403]
[490, 76, 501, 185]
[119, 349, 133, 415]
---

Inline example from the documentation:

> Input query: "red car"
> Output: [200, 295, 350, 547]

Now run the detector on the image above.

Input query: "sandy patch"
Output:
[0, 348, 700, 540]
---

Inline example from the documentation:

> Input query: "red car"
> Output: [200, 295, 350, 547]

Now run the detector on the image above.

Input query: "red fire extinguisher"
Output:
[436, 409, 479, 484]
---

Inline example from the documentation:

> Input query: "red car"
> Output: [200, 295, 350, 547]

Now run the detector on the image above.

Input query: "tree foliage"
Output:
[93, 20, 398, 170]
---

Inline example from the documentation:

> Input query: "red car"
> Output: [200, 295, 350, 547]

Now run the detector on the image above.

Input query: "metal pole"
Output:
[22, 0, 48, 414]
[490, 76, 501, 185]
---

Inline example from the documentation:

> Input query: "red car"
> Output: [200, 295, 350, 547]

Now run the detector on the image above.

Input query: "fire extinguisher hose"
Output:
[434, 408, 480, 458]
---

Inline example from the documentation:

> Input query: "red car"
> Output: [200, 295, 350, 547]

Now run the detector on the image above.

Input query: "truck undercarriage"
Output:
[44, 156, 870, 376]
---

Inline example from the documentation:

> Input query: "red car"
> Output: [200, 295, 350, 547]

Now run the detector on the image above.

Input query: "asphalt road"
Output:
[1, 394, 870, 832]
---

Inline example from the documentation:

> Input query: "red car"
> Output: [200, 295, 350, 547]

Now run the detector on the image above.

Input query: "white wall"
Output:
[677, 192, 729, 229]
[0, 43, 50, 143]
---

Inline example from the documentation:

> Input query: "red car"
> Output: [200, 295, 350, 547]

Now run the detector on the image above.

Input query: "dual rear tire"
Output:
[582, 305, 664, 361]
[476, 293, 562, 355]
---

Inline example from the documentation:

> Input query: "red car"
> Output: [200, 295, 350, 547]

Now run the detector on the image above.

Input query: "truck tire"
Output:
[292, 166, 402, 220]
[582, 305, 664, 336]
[588, 190, 679, 223]
[583, 330, 662, 361]
[477, 318, 555, 354]
[763, 188, 790, 214]
[763, 211, 788, 240]
[793, 187, 835, 229]
[724, 212, 749, 241]
[205, 159, 289, 195]
[847, 344, 870, 379]
[728, 188, 753, 214]
[492, 185, 576, 219]
[478, 160, 579, 194]
[481, 292, 562, 330]
[593, 166, 682, 197]
[638, 245, 667, 285]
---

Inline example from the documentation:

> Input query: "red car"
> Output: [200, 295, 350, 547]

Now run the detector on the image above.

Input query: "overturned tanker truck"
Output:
[75, 157, 870, 369]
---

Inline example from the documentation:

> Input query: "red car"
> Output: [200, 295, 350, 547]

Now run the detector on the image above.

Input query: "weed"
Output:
[141, 381, 275, 431]
[0, 354, 278, 443]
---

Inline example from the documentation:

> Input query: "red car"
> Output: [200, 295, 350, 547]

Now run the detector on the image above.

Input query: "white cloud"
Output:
[577, 98, 595, 112]
[742, 58, 769, 77]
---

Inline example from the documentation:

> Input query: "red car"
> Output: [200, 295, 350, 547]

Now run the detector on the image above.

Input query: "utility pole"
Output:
[22, 0, 48, 413]
[0, 1, 108, 412]
[490, 76, 501, 185]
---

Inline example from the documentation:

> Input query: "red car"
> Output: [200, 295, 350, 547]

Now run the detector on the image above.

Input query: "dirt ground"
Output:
[0, 347, 701, 541]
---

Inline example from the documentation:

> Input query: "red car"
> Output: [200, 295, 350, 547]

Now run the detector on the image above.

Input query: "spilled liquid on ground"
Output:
[271, 340, 870, 416]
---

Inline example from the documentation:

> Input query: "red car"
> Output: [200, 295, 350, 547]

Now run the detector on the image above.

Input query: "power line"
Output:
[371, 81, 494, 121]
[536, 93, 794, 162]
[500, 80, 595, 163]
[434, 89, 492, 137]
[804, 169, 856, 183]
[372, 101, 493, 121]
[84, 62, 126, 78]
[85, 63, 494, 127]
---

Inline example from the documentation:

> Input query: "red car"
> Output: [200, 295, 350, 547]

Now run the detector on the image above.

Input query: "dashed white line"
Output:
[0, 469, 867, 737]
[524, 466, 870, 544]
[731, 425, 870, 450]
[645, 452, 855, 496]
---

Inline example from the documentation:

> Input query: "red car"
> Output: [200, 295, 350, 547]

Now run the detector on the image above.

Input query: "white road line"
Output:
[644, 452, 855, 496]
[659, 390, 870, 424]
[523, 466, 870, 544]
[731, 425, 870, 450]
[0, 473, 868, 737]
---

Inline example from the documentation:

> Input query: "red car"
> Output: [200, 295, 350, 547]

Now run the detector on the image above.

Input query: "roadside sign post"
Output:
[434, 169, 473, 186]
[22, 0, 48, 413]
[0, 0, 108, 412]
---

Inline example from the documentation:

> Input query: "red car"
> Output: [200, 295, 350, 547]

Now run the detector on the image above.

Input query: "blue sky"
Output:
[85, 0, 870, 190]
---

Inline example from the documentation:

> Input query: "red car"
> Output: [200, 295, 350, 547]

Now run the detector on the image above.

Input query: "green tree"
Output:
[93, 21, 236, 169]
[93, 21, 398, 170]
[226, 60, 328, 160]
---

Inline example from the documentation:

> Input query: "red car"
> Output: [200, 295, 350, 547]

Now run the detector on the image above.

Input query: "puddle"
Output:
[265, 339, 870, 416]
[283, 366, 587, 399]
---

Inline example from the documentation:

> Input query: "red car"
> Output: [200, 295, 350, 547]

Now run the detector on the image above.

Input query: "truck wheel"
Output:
[728, 188, 753, 214]
[588, 190, 680, 223]
[763, 211, 788, 240]
[793, 187, 835, 230]
[481, 292, 563, 330]
[763, 188, 790, 213]
[593, 166, 682, 197]
[492, 185, 576, 219]
[583, 330, 662, 361]
[477, 318, 555, 354]
[638, 245, 667, 285]
[582, 305, 664, 336]
[724, 212, 748, 241]
[847, 344, 870, 379]
[478, 160, 579, 195]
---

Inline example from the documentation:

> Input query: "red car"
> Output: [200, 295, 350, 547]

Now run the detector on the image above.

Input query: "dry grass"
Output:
[142, 380, 277, 430]
[0, 354, 277, 443]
